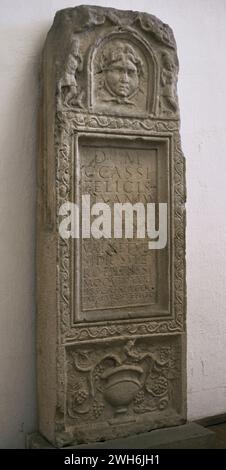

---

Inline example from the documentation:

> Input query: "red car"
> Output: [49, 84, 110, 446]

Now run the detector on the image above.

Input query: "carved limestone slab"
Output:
[37, 5, 186, 447]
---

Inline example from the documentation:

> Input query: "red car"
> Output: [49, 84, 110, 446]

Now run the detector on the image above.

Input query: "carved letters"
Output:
[38, 5, 186, 447]
[79, 136, 169, 321]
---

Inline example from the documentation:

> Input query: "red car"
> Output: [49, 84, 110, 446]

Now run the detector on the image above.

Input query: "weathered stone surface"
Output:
[28, 424, 215, 449]
[37, 5, 186, 448]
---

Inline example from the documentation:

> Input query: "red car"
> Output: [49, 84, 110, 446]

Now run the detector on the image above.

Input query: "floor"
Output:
[208, 423, 226, 448]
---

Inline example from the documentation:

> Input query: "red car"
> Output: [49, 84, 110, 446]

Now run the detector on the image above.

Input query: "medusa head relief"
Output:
[92, 37, 155, 115]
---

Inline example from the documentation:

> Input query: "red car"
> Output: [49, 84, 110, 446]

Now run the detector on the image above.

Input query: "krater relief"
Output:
[37, 5, 186, 447]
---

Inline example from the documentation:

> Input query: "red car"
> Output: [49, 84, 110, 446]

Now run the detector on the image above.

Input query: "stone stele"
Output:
[36, 5, 186, 448]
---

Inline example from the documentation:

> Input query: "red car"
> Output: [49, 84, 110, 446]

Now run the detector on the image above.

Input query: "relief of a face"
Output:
[105, 57, 139, 98]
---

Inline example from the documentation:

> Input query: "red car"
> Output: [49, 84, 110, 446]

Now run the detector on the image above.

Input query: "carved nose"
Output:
[120, 72, 129, 82]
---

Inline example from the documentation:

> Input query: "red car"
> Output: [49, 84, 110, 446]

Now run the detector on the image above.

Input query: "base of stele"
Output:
[27, 423, 215, 449]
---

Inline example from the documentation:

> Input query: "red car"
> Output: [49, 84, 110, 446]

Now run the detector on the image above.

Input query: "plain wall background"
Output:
[1, 0, 226, 448]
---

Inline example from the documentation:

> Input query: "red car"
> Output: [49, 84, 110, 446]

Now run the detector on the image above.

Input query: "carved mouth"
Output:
[117, 84, 130, 95]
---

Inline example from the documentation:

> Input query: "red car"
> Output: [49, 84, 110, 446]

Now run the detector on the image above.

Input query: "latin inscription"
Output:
[77, 137, 169, 318]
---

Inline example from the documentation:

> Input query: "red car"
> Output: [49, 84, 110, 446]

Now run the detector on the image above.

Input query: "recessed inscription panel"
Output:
[82, 239, 157, 311]
[38, 5, 186, 448]
[74, 136, 171, 322]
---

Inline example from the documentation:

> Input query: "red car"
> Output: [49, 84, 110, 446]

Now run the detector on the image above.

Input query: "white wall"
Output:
[0, 0, 226, 448]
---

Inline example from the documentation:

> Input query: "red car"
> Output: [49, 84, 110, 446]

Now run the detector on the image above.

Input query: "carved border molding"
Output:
[55, 114, 185, 415]
[39, 5, 186, 443]
[56, 111, 179, 133]
[55, 114, 185, 345]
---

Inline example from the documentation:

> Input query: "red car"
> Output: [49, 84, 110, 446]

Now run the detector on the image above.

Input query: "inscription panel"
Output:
[38, 4, 186, 448]
[73, 135, 171, 322]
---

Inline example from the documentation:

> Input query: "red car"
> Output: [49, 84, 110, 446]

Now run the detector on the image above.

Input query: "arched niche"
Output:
[88, 31, 158, 117]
